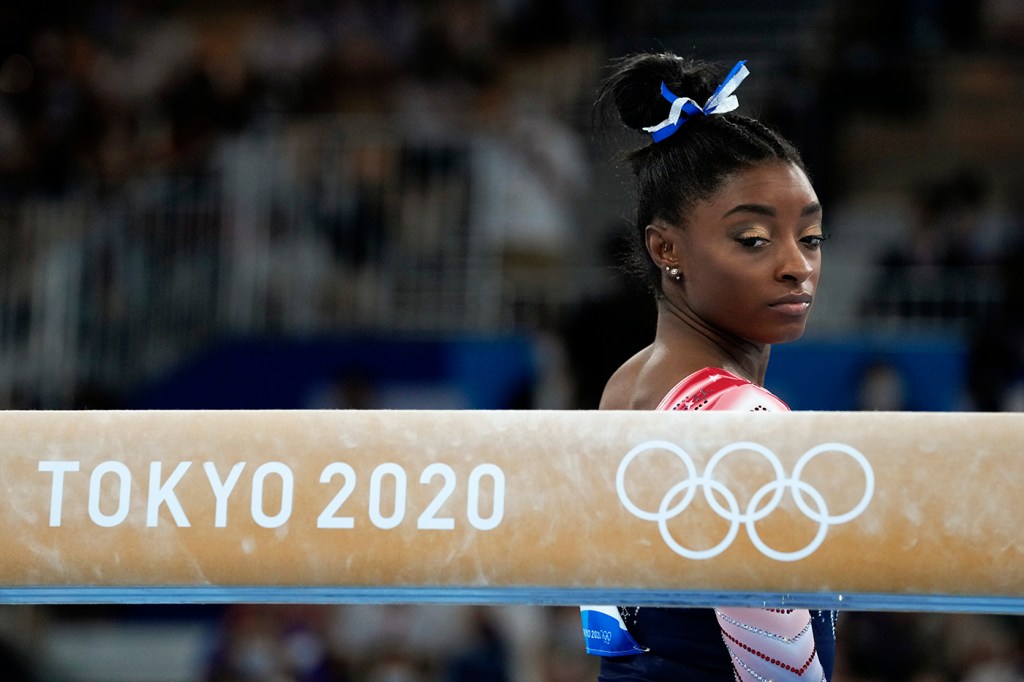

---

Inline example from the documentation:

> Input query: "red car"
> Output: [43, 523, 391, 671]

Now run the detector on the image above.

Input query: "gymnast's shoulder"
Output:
[599, 344, 697, 411]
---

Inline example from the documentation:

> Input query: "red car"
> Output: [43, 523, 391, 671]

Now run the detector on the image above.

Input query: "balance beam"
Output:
[2, 410, 1022, 612]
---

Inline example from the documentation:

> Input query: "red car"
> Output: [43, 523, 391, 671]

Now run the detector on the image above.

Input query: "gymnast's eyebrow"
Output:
[721, 201, 823, 218]
[723, 203, 774, 218]
[801, 201, 823, 217]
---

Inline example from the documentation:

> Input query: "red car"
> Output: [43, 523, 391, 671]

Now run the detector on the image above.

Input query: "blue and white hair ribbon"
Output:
[642, 60, 749, 143]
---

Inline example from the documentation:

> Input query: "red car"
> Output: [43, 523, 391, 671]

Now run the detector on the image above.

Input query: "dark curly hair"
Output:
[594, 52, 807, 295]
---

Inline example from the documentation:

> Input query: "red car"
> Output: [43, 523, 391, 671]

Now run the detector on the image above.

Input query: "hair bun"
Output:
[597, 53, 724, 135]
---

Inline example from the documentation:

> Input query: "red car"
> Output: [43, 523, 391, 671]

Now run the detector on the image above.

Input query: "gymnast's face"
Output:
[661, 161, 823, 345]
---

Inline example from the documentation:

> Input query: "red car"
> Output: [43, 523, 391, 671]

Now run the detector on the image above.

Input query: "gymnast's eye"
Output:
[736, 236, 769, 249]
[802, 234, 830, 248]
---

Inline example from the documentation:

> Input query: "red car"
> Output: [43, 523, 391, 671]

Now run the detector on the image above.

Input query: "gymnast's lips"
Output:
[769, 293, 813, 316]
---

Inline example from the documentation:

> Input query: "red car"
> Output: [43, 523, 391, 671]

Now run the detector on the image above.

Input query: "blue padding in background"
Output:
[128, 334, 539, 410]
[768, 333, 967, 411]
[129, 332, 967, 412]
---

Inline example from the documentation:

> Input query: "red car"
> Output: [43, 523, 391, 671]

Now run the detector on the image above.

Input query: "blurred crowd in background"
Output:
[3, 0, 1024, 680]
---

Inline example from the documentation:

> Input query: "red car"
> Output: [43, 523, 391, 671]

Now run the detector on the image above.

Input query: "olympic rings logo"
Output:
[616, 440, 874, 562]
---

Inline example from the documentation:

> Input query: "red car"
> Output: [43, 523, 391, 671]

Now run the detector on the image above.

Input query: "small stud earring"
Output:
[666, 265, 681, 281]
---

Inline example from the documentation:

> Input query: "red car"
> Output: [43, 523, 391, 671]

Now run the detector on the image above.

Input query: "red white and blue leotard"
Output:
[580, 368, 836, 681]
[655, 366, 790, 412]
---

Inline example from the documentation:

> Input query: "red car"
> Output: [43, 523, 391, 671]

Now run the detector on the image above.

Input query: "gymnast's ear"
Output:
[645, 220, 679, 271]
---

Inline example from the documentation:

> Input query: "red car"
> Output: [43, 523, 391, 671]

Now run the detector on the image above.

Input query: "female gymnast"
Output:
[579, 52, 835, 681]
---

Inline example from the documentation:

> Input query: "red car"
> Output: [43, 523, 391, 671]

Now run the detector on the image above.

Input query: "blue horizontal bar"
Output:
[3, 586, 1024, 614]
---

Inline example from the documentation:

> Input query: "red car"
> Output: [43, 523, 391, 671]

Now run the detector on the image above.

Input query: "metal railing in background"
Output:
[0, 116, 593, 407]
[855, 262, 1005, 332]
